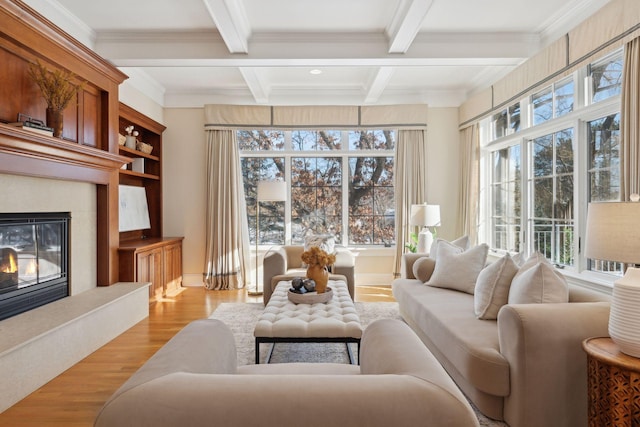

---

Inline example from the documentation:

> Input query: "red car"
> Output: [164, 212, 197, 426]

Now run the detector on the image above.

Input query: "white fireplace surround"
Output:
[0, 173, 98, 294]
[0, 173, 149, 413]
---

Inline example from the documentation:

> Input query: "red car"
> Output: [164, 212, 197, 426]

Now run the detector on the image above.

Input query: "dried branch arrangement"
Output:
[28, 60, 86, 111]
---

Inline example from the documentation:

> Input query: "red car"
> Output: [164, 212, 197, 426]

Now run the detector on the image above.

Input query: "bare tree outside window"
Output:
[238, 129, 395, 247]
[530, 129, 574, 266]
[591, 54, 623, 103]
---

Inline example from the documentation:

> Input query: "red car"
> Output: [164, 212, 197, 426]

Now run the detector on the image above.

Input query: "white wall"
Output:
[426, 108, 461, 241]
[161, 106, 461, 285]
[162, 109, 207, 285]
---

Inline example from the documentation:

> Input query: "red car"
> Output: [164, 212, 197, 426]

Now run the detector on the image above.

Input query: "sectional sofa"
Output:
[95, 318, 480, 427]
[393, 251, 611, 427]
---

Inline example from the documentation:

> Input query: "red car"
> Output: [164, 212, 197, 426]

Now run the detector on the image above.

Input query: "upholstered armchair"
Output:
[262, 245, 355, 305]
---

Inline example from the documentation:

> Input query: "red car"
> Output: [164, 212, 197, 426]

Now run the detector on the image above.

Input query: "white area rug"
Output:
[209, 302, 507, 427]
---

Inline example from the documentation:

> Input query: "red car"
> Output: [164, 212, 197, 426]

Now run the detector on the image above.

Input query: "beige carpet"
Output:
[209, 301, 508, 426]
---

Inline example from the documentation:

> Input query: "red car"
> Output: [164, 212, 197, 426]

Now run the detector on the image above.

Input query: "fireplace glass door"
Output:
[0, 212, 70, 321]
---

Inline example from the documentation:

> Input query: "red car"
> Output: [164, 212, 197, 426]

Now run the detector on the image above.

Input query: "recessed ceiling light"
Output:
[310, 69, 322, 75]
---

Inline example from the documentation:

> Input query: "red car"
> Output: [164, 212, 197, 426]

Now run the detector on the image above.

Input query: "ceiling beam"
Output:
[239, 67, 269, 103]
[386, 0, 434, 53]
[364, 67, 395, 104]
[202, 0, 251, 53]
[96, 30, 535, 67]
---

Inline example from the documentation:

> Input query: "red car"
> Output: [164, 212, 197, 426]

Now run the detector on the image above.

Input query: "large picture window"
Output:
[484, 50, 622, 277]
[239, 129, 396, 247]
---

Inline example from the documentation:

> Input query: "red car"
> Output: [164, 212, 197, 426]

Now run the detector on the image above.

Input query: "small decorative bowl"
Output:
[287, 287, 333, 304]
[118, 133, 126, 146]
[136, 141, 153, 154]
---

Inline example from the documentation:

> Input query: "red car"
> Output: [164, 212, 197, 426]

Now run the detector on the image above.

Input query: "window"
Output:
[239, 129, 396, 247]
[490, 145, 521, 252]
[483, 50, 622, 278]
[491, 102, 521, 140]
[590, 52, 623, 103]
[532, 77, 574, 126]
[529, 129, 574, 266]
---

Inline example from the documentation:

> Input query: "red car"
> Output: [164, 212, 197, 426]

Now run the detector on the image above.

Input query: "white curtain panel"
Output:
[621, 36, 640, 200]
[203, 130, 250, 290]
[393, 129, 428, 277]
[457, 124, 480, 245]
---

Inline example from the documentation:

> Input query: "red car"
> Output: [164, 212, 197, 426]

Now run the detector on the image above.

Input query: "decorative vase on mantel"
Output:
[306, 264, 329, 294]
[46, 108, 64, 138]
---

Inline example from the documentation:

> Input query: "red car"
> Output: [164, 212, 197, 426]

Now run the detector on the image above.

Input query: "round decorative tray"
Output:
[288, 287, 333, 304]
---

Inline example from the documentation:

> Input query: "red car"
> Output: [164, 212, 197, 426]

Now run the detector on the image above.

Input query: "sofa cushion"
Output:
[508, 253, 569, 304]
[392, 279, 510, 397]
[430, 235, 470, 259]
[426, 242, 488, 294]
[474, 253, 519, 320]
[412, 256, 436, 282]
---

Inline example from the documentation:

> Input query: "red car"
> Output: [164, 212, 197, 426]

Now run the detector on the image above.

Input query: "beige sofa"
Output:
[392, 253, 611, 427]
[262, 245, 355, 304]
[95, 318, 480, 427]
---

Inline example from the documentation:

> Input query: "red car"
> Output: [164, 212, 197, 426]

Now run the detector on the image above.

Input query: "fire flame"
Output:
[24, 259, 37, 276]
[1, 252, 17, 273]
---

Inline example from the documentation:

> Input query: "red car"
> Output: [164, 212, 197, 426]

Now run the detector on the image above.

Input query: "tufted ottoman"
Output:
[254, 279, 362, 364]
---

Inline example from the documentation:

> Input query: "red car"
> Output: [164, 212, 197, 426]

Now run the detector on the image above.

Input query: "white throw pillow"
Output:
[474, 253, 519, 320]
[412, 257, 436, 282]
[430, 235, 470, 259]
[426, 241, 488, 294]
[508, 253, 569, 304]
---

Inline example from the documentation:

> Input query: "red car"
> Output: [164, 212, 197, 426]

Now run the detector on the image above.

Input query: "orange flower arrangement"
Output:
[301, 246, 336, 268]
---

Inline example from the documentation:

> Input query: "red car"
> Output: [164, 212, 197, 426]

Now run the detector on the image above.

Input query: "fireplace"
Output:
[0, 212, 70, 321]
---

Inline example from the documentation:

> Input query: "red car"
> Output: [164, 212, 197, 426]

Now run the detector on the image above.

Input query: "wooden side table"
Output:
[583, 337, 640, 427]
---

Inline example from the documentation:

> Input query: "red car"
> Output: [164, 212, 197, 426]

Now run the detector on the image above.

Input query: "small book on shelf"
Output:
[7, 113, 54, 137]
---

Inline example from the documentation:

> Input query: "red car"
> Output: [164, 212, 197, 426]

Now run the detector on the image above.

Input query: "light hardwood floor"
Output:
[0, 285, 394, 426]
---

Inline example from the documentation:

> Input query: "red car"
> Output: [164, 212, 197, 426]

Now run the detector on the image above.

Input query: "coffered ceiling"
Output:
[25, 0, 611, 107]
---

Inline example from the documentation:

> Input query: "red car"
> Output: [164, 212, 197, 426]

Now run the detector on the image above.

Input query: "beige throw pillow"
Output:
[426, 241, 488, 294]
[508, 252, 569, 304]
[412, 257, 436, 282]
[430, 235, 470, 259]
[474, 253, 519, 319]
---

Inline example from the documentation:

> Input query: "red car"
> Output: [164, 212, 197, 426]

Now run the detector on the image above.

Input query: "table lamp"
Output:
[410, 203, 441, 253]
[250, 180, 287, 296]
[585, 198, 640, 357]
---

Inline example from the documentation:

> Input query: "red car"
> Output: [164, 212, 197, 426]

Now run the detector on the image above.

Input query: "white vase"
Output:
[125, 135, 136, 149]
[608, 267, 640, 358]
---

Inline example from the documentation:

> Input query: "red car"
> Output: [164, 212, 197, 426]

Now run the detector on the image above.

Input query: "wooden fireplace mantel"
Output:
[0, 124, 129, 184]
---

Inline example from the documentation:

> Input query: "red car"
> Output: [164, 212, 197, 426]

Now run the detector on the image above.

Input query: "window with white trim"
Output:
[239, 129, 396, 247]
[482, 50, 623, 275]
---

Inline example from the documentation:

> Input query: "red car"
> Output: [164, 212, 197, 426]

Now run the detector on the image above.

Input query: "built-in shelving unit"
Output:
[117, 103, 183, 302]
[117, 102, 165, 241]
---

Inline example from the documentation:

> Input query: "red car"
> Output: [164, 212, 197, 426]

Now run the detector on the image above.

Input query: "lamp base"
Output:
[608, 267, 640, 358]
[247, 289, 263, 296]
[417, 229, 434, 254]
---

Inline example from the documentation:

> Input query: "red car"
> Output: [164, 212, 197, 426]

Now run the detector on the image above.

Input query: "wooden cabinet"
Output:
[163, 241, 183, 295]
[118, 237, 184, 302]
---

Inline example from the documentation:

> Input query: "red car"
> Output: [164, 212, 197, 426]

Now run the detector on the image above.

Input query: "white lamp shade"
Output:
[410, 204, 441, 227]
[257, 181, 287, 202]
[585, 202, 640, 265]
[585, 201, 640, 358]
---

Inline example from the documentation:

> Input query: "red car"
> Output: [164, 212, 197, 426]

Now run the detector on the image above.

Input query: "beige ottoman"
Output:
[254, 279, 362, 364]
